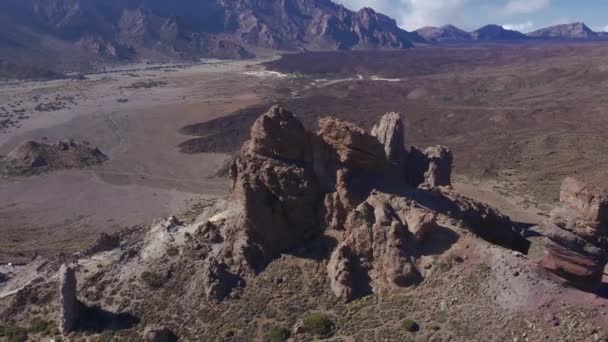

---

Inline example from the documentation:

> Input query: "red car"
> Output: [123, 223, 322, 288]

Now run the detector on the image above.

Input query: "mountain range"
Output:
[416, 22, 607, 43]
[0, 0, 607, 76]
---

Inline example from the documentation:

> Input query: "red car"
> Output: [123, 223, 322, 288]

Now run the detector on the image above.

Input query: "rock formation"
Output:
[1, 139, 107, 175]
[540, 178, 608, 291]
[227, 105, 518, 300]
[59, 264, 79, 334]
[231, 105, 322, 258]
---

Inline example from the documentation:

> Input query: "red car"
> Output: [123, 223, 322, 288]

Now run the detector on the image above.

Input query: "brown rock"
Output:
[317, 117, 386, 170]
[327, 192, 423, 301]
[232, 106, 322, 257]
[247, 105, 311, 161]
[59, 264, 79, 334]
[201, 259, 239, 301]
[550, 177, 608, 240]
[371, 112, 405, 163]
[541, 220, 607, 291]
[423, 146, 453, 187]
[4, 139, 107, 175]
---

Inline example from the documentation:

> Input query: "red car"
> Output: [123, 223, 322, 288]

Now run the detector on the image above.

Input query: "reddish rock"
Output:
[540, 177, 608, 291]
[541, 221, 607, 291]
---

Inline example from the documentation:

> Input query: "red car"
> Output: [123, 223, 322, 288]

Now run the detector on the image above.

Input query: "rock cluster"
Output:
[541, 177, 608, 291]
[225, 105, 518, 300]
[1, 139, 107, 175]
[59, 264, 79, 334]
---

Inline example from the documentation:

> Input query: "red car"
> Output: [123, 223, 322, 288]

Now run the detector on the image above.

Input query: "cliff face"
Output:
[0, 0, 418, 72]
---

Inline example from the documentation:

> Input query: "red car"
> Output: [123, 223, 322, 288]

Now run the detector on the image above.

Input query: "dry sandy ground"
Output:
[0, 58, 283, 263]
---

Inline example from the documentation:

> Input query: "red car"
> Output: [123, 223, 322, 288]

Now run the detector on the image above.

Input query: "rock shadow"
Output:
[77, 303, 140, 333]
[414, 225, 460, 257]
[293, 234, 338, 261]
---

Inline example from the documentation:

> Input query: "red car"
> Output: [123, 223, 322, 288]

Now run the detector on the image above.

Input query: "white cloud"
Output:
[335, 0, 471, 30]
[399, 0, 470, 30]
[602, 25, 608, 32]
[502, 21, 535, 33]
[503, 0, 551, 15]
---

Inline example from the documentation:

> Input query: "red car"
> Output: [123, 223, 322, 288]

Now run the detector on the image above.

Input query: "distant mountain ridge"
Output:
[0, 0, 420, 74]
[1, 0, 608, 78]
[416, 22, 608, 43]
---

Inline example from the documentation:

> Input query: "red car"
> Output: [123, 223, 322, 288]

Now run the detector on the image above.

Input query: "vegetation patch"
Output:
[267, 325, 290, 342]
[402, 319, 420, 332]
[303, 312, 333, 337]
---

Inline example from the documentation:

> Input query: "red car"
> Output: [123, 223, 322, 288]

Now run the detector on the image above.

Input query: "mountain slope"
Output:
[415, 25, 472, 43]
[528, 22, 597, 39]
[0, 0, 419, 73]
[471, 25, 528, 41]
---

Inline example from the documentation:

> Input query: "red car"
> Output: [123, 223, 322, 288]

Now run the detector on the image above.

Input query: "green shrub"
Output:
[1, 326, 28, 342]
[140, 271, 166, 289]
[402, 319, 419, 332]
[28, 317, 50, 334]
[267, 325, 290, 342]
[303, 312, 333, 336]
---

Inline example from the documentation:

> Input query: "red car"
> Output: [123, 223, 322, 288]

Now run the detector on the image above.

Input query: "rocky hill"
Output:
[471, 25, 528, 41]
[3, 105, 608, 341]
[528, 22, 598, 39]
[0, 0, 419, 73]
[415, 25, 473, 43]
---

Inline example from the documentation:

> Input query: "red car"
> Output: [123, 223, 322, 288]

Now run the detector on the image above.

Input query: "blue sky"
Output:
[335, 0, 608, 32]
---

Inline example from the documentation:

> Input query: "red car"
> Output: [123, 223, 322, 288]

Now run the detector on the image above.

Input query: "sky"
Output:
[334, 0, 608, 32]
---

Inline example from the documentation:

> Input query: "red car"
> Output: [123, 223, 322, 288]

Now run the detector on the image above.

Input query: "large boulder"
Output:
[58, 264, 79, 334]
[423, 146, 453, 187]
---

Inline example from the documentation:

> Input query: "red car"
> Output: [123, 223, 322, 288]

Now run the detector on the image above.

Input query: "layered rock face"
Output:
[540, 178, 608, 291]
[229, 106, 518, 300]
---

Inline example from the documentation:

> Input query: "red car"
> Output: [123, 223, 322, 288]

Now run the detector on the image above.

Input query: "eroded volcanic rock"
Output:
[1, 139, 107, 175]
[229, 105, 518, 300]
[231, 105, 323, 258]
[541, 177, 608, 291]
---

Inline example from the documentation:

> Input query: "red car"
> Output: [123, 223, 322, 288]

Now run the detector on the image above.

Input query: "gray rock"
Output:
[59, 264, 79, 334]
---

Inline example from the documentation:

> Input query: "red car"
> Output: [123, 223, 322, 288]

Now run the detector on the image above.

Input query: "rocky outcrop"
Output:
[1, 139, 107, 175]
[59, 264, 79, 334]
[226, 105, 517, 300]
[371, 112, 406, 164]
[328, 192, 436, 300]
[231, 105, 322, 258]
[540, 178, 608, 291]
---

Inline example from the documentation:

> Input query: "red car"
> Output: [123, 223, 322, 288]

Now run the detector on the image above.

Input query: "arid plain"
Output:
[1, 43, 607, 266]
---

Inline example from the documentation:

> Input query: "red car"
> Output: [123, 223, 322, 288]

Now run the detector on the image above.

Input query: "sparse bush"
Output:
[141, 271, 166, 289]
[267, 325, 290, 342]
[402, 319, 419, 332]
[303, 312, 333, 336]
[0, 326, 28, 342]
[167, 247, 179, 257]
[28, 317, 50, 334]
